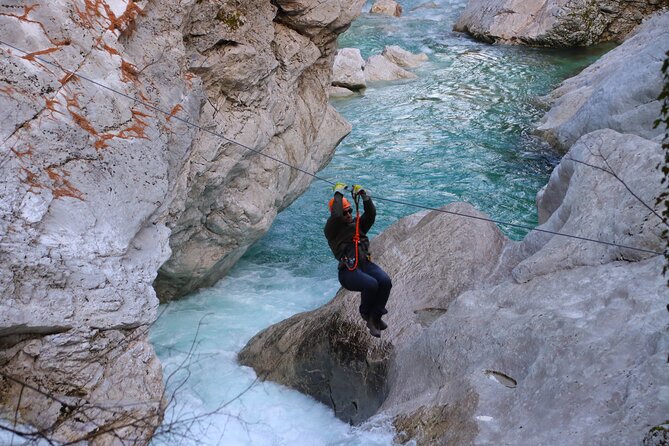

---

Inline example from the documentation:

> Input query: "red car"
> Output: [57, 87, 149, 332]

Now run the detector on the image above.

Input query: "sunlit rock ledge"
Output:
[238, 11, 669, 446]
[453, 0, 667, 47]
[0, 0, 363, 442]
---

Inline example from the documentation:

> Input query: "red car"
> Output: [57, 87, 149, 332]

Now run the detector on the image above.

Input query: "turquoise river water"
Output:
[150, 1, 609, 444]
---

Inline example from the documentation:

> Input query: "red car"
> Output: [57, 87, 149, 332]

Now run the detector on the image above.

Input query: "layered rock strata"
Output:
[454, 0, 667, 46]
[239, 10, 669, 446]
[0, 0, 362, 442]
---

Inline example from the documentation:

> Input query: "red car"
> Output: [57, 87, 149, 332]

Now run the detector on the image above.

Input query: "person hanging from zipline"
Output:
[324, 182, 392, 337]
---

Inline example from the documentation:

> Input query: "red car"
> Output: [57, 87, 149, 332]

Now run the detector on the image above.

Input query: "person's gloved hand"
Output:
[333, 182, 347, 196]
[352, 184, 370, 199]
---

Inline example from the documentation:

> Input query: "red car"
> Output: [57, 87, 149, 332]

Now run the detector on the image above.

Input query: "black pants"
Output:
[338, 261, 392, 320]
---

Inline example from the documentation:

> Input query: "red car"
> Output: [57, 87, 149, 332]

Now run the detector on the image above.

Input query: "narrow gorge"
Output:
[1, 0, 667, 445]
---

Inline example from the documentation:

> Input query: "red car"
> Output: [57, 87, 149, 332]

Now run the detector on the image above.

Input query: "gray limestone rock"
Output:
[332, 47, 367, 90]
[513, 129, 665, 283]
[537, 11, 668, 150]
[365, 55, 418, 82]
[329, 85, 358, 97]
[388, 256, 668, 445]
[0, 0, 362, 442]
[453, 0, 667, 47]
[0, 1, 191, 439]
[370, 0, 403, 17]
[382, 45, 429, 68]
[154, 0, 362, 300]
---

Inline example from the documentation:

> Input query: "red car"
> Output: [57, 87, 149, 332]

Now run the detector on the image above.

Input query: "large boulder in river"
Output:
[370, 0, 403, 17]
[365, 55, 418, 82]
[382, 45, 429, 68]
[239, 11, 669, 445]
[453, 0, 667, 47]
[536, 11, 668, 150]
[332, 47, 367, 90]
[0, 0, 363, 442]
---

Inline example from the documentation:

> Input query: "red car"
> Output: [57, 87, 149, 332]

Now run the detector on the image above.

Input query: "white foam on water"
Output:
[150, 261, 395, 445]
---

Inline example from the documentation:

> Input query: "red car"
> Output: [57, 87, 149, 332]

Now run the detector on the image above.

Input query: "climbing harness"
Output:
[1, 39, 663, 257]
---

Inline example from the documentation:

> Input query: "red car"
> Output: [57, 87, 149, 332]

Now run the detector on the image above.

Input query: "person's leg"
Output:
[361, 262, 392, 319]
[338, 267, 379, 320]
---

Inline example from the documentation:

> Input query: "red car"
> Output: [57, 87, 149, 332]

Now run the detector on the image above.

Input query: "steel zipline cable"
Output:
[0, 40, 663, 256]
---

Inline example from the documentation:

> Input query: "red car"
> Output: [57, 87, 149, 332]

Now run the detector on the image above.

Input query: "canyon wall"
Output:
[0, 0, 362, 442]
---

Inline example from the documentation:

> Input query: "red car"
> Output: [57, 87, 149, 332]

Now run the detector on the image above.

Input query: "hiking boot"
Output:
[373, 315, 388, 331]
[366, 319, 381, 338]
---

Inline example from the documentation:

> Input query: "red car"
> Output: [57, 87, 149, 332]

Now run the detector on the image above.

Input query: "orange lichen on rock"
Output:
[11, 144, 34, 159]
[103, 0, 143, 35]
[166, 104, 183, 122]
[21, 46, 60, 62]
[93, 108, 152, 149]
[94, 133, 115, 149]
[117, 108, 150, 139]
[59, 72, 77, 86]
[45, 167, 84, 199]
[0, 4, 37, 22]
[69, 110, 98, 135]
[45, 97, 63, 115]
[74, 0, 106, 29]
[74, 0, 143, 35]
[64, 92, 80, 109]
[18, 4, 39, 19]
[120, 59, 139, 83]
[101, 43, 120, 56]
[21, 167, 45, 192]
[0, 85, 15, 95]
[183, 72, 195, 89]
[1, 5, 70, 46]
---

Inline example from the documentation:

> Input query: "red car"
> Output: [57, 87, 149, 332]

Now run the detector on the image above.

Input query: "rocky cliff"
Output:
[454, 0, 667, 46]
[0, 0, 362, 442]
[239, 10, 669, 446]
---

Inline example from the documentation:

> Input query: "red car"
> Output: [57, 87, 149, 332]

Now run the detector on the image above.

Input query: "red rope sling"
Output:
[346, 192, 362, 271]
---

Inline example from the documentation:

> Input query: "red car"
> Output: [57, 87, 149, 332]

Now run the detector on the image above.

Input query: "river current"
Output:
[150, 1, 609, 444]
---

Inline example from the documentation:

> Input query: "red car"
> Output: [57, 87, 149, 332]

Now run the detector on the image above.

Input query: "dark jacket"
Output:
[324, 192, 376, 267]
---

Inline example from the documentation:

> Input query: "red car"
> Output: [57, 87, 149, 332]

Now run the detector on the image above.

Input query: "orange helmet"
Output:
[328, 197, 351, 212]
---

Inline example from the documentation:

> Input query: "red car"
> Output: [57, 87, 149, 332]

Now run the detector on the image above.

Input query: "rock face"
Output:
[537, 12, 668, 149]
[454, 0, 667, 47]
[239, 10, 669, 446]
[0, 0, 363, 442]
[154, 0, 364, 300]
